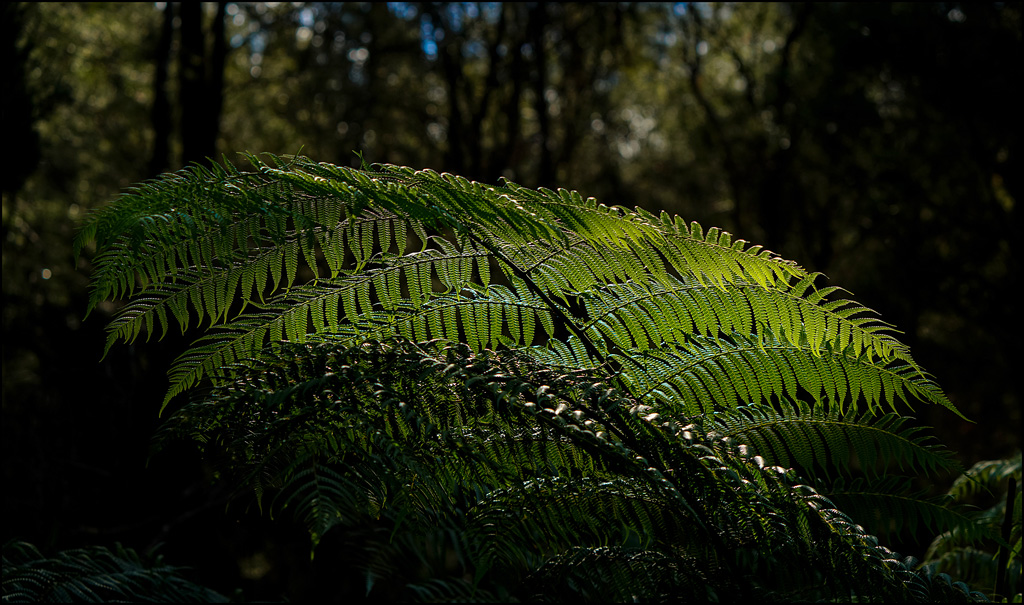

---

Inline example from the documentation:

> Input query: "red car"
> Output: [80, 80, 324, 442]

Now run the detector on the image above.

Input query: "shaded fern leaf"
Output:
[821, 476, 983, 543]
[922, 453, 1022, 600]
[153, 337, 982, 601]
[711, 400, 961, 480]
[1, 541, 227, 603]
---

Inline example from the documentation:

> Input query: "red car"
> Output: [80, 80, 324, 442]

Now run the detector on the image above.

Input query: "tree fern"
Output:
[76, 154, 987, 601]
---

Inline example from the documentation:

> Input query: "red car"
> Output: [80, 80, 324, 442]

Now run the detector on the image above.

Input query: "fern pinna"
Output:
[75, 154, 986, 601]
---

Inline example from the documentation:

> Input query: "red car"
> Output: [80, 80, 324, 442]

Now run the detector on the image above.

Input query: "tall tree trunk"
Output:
[425, 4, 467, 176]
[530, 3, 554, 188]
[1, 3, 41, 197]
[495, 6, 527, 184]
[178, 2, 226, 166]
[148, 2, 174, 176]
[204, 2, 227, 160]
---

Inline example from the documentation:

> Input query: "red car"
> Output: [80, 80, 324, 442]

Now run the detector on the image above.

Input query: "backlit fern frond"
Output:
[616, 331, 955, 417]
[81, 153, 983, 601]
[77, 154, 957, 422]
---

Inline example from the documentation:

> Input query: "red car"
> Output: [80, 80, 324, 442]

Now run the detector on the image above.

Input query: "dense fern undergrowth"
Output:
[6, 154, 1019, 602]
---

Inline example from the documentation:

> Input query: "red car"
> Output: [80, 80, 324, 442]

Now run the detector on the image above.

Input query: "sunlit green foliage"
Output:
[72, 154, 992, 601]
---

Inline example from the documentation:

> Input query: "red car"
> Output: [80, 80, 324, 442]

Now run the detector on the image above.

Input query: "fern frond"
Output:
[85, 154, 981, 601]
[648, 209, 804, 289]
[617, 331, 955, 417]
[1, 541, 227, 603]
[158, 279, 557, 409]
[80, 155, 958, 419]
[156, 336, 977, 601]
[581, 273, 915, 364]
[947, 452, 1022, 501]
[711, 400, 961, 479]
[820, 476, 981, 542]
[922, 452, 1022, 600]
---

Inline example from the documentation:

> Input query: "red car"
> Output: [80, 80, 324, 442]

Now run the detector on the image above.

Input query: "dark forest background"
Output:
[2, 2, 1020, 600]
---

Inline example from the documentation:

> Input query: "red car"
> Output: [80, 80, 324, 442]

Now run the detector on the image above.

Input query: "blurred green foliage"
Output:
[2, 2, 1019, 601]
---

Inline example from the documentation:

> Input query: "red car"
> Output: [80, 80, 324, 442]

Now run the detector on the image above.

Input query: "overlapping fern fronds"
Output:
[1, 541, 227, 603]
[77, 153, 985, 601]
[154, 338, 981, 601]
[75, 154, 954, 416]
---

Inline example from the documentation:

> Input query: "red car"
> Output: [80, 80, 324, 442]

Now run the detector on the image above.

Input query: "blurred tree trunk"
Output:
[530, 3, 554, 187]
[178, 2, 226, 166]
[148, 2, 173, 176]
[207, 2, 227, 157]
[429, 4, 467, 176]
[1, 3, 41, 198]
